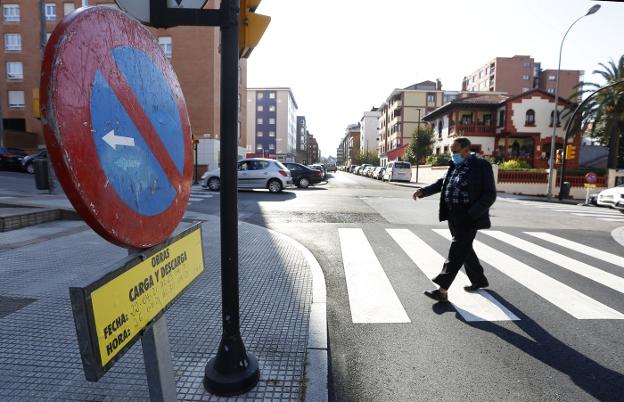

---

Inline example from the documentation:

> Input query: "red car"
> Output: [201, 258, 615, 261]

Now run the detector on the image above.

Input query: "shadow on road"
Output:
[432, 290, 624, 401]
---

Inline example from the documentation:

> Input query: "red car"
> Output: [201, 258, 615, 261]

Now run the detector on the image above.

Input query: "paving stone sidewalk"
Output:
[0, 214, 313, 401]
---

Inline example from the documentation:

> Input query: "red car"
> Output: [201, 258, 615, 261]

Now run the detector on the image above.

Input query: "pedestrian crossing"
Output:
[338, 227, 624, 324]
[499, 198, 624, 222]
[187, 186, 216, 205]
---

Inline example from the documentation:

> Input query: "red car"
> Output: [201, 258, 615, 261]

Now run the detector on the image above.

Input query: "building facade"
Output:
[1, 1, 246, 174]
[306, 133, 319, 164]
[296, 115, 307, 163]
[462, 55, 582, 102]
[377, 81, 444, 166]
[424, 89, 579, 169]
[246, 87, 298, 162]
[359, 107, 380, 155]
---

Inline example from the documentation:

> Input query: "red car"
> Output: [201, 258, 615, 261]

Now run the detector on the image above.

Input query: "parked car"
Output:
[372, 166, 385, 180]
[596, 184, 624, 209]
[349, 165, 357, 173]
[357, 164, 372, 175]
[326, 164, 337, 172]
[364, 166, 376, 177]
[0, 147, 27, 170]
[21, 149, 47, 174]
[283, 162, 323, 188]
[308, 164, 327, 180]
[200, 158, 292, 193]
[382, 161, 412, 182]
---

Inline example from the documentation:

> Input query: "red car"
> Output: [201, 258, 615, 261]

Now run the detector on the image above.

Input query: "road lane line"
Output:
[598, 218, 624, 222]
[553, 209, 622, 215]
[434, 229, 624, 319]
[482, 231, 624, 294]
[190, 193, 213, 198]
[387, 229, 518, 322]
[526, 232, 624, 268]
[570, 213, 624, 218]
[188, 197, 202, 202]
[338, 228, 410, 324]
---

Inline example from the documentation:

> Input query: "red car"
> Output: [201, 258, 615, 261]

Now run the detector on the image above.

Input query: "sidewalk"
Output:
[0, 193, 327, 401]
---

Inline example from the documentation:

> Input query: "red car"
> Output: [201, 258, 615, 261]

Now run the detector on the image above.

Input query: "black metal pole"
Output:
[204, 0, 259, 396]
[193, 141, 198, 185]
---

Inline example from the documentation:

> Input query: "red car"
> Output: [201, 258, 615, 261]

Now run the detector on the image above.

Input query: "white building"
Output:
[360, 108, 381, 155]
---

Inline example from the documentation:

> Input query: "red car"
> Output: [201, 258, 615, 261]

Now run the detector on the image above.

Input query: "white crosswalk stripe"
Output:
[499, 197, 622, 222]
[434, 229, 624, 319]
[598, 218, 624, 222]
[526, 232, 624, 268]
[387, 229, 518, 322]
[338, 228, 410, 324]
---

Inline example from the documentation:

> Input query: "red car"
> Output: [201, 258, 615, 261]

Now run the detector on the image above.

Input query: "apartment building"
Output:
[424, 89, 579, 169]
[306, 133, 319, 164]
[296, 115, 308, 163]
[359, 107, 380, 155]
[377, 80, 444, 166]
[339, 123, 360, 166]
[1, 1, 246, 172]
[462, 55, 582, 102]
[246, 87, 298, 162]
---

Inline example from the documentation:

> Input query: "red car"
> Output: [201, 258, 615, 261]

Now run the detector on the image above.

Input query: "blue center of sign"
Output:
[90, 47, 185, 216]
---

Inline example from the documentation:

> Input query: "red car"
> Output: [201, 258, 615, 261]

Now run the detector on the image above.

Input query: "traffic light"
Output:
[239, 0, 270, 59]
[555, 149, 563, 164]
[565, 144, 576, 160]
[33, 88, 40, 119]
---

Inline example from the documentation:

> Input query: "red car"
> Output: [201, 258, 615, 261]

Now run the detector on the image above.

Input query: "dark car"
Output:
[21, 149, 47, 174]
[308, 164, 327, 180]
[283, 162, 323, 188]
[0, 147, 27, 170]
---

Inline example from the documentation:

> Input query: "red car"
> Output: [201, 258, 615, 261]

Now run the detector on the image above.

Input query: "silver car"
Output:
[200, 158, 292, 193]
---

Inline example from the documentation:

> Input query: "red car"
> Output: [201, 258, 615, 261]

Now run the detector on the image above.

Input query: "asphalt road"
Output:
[187, 171, 624, 402]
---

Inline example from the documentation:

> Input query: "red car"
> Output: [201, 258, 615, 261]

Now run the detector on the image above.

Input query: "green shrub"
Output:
[499, 159, 533, 170]
[426, 154, 450, 166]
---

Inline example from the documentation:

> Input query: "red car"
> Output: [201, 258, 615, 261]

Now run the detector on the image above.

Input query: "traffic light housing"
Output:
[555, 149, 563, 165]
[239, 0, 270, 59]
[565, 144, 576, 160]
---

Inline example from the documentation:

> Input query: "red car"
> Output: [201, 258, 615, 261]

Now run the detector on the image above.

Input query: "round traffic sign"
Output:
[585, 172, 598, 184]
[114, 0, 208, 25]
[41, 6, 192, 248]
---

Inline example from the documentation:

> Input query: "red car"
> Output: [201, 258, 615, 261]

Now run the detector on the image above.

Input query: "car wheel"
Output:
[207, 177, 220, 191]
[268, 179, 282, 193]
[298, 177, 310, 188]
[25, 163, 35, 174]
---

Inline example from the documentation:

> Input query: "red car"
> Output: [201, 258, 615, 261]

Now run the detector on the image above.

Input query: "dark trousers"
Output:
[432, 209, 488, 290]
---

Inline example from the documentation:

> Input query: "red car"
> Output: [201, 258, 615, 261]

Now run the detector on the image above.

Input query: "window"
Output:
[268, 105, 276, 112]
[3, 4, 19, 22]
[550, 110, 560, 126]
[269, 92, 276, 99]
[427, 94, 435, 102]
[45, 3, 56, 21]
[523, 62, 531, 68]
[4, 33, 21, 51]
[257, 105, 263, 112]
[269, 143, 275, 150]
[525, 109, 535, 126]
[257, 118, 263, 124]
[256, 144, 263, 150]
[460, 114, 473, 125]
[269, 118, 275, 125]
[522, 75, 530, 80]
[8, 90, 25, 108]
[158, 37, 172, 58]
[257, 92, 264, 100]
[547, 88, 555, 94]
[257, 131, 263, 137]
[548, 75, 556, 81]
[269, 131, 275, 137]
[6, 61, 23, 80]
[498, 110, 505, 127]
[63, 3, 75, 15]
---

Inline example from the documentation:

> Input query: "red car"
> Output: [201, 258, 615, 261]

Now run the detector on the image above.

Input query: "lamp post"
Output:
[546, 4, 600, 199]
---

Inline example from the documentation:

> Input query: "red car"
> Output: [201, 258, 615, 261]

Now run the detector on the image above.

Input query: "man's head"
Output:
[451, 137, 471, 158]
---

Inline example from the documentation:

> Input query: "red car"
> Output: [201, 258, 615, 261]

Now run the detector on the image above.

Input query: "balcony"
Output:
[449, 123, 495, 136]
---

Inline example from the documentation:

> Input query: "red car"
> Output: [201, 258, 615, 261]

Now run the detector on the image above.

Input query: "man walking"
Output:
[413, 137, 496, 302]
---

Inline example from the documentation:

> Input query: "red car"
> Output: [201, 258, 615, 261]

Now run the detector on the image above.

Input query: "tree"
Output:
[405, 125, 434, 164]
[354, 149, 378, 165]
[576, 55, 624, 168]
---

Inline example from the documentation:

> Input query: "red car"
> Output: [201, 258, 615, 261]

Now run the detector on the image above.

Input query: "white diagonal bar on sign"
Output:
[526, 232, 624, 268]
[338, 228, 410, 324]
[386, 229, 518, 322]
[482, 231, 624, 294]
[434, 229, 624, 319]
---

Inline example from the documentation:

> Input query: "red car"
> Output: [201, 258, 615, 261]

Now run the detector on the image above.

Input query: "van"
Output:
[383, 161, 412, 182]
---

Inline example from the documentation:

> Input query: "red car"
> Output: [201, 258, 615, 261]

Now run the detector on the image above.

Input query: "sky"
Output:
[246, 0, 624, 157]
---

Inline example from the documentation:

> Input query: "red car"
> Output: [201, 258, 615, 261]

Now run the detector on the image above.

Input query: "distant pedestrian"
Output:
[412, 137, 496, 302]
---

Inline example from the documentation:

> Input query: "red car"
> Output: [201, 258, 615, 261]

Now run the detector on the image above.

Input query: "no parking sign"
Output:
[41, 6, 192, 248]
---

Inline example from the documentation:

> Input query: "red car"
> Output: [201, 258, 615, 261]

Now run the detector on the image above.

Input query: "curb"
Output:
[264, 229, 328, 402]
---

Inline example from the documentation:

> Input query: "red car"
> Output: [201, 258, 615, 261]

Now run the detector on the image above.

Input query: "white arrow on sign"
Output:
[103, 130, 135, 150]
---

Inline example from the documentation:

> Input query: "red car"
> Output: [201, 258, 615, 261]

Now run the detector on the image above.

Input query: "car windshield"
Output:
[393, 162, 411, 169]
[274, 161, 288, 170]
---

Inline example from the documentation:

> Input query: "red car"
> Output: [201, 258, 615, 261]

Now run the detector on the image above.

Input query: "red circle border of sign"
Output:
[40, 6, 192, 249]
[584, 172, 598, 184]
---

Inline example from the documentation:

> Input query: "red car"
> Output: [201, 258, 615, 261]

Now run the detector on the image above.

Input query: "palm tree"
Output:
[576, 55, 624, 168]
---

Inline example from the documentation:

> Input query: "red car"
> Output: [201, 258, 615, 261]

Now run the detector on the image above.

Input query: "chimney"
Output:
[436, 79, 442, 90]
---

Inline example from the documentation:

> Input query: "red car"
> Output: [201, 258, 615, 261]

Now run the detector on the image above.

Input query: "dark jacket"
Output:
[419, 155, 496, 229]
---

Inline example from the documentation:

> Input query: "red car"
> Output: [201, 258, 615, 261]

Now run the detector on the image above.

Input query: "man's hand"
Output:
[412, 190, 423, 200]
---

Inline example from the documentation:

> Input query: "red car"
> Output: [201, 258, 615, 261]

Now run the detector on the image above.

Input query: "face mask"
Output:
[451, 153, 464, 164]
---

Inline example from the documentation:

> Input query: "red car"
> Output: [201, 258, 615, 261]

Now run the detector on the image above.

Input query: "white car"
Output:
[200, 158, 292, 193]
[596, 184, 624, 210]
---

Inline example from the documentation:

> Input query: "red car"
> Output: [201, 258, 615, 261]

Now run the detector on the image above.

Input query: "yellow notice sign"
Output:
[585, 183, 597, 188]
[70, 224, 204, 381]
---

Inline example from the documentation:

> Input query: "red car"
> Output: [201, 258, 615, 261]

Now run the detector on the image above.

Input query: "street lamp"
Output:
[546, 4, 600, 199]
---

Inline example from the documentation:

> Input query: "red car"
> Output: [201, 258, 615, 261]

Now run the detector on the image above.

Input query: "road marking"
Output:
[526, 232, 624, 268]
[338, 228, 410, 324]
[482, 231, 624, 294]
[434, 229, 624, 319]
[188, 197, 202, 202]
[570, 213, 624, 218]
[189, 193, 213, 198]
[553, 209, 622, 215]
[598, 218, 624, 222]
[386, 229, 518, 322]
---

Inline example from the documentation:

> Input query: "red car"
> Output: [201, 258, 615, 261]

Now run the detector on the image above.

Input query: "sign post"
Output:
[584, 172, 598, 205]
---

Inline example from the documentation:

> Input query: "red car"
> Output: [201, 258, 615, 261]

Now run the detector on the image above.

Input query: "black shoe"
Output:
[424, 289, 449, 303]
[464, 283, 489, 292]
